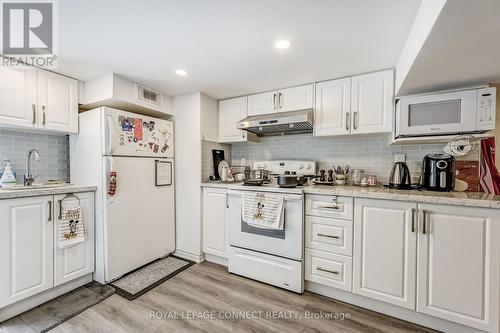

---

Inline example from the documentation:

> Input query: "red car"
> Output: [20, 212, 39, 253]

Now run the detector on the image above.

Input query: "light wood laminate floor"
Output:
[47, 262, 438, 333]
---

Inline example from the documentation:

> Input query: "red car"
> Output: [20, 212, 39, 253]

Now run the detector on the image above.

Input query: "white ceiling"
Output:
[57, 0, 422, 99]
[397, 0, 500, 96]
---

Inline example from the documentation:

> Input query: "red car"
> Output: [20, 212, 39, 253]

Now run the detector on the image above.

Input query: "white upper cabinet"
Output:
[353, 198, 417, 309]
[219, 96, 250, 143]
[0, 67, 37, 128]
[0, 66, 78, 134]
[247, 91, 276, 116]
[314, 78, 351, 136]
[0, 195, 54, 308]
[417, 203, 500, 332]
[351, 69, 394, 134]
[38, 70, 78, 133]
[278, 84, 314, 113]
[247, 84, 314, 116]
[314, 69, 394, 137]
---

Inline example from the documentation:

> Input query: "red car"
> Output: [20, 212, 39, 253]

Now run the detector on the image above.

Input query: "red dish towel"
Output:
[480, 137, 500, 194]
[108, 171, 117, 196]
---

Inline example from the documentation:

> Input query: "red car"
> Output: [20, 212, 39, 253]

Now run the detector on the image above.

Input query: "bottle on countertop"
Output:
[0, 159, 16, 188]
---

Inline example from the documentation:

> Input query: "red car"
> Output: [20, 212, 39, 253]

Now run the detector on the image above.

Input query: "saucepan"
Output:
[275, 174, 310, 188]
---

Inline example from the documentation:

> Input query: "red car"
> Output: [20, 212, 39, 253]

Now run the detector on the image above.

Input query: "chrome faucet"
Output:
[24, 149, 41, 186]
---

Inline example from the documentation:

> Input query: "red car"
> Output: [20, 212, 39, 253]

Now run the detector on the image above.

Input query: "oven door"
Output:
[228, 190, 303, 261]
[396, 90, 477, 137]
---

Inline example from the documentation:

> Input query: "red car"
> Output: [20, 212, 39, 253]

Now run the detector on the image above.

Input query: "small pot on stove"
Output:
[276, 171, 309, 188]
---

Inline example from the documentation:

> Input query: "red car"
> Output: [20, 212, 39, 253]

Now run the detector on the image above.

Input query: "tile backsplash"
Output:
[0, 129, 69, 184]
[202, 140, 232, 181]
[230, 133, 466, 184]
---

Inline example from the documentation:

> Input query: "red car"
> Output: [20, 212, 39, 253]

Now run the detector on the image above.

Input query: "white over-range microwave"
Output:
[395, 87, 496, 138]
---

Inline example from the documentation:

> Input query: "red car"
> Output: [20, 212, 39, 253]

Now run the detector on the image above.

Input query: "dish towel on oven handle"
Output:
[59, 207, 86, 248]
[242, 192, 284, 230]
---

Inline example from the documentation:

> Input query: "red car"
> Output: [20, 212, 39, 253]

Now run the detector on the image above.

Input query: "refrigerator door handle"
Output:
[104, 115, 115, 155]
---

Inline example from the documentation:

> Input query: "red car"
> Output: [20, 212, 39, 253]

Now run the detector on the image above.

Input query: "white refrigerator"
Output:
[70, 107, 175, 284]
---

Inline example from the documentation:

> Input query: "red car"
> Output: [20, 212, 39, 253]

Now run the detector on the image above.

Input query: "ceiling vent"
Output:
[137, 84, 162, 106]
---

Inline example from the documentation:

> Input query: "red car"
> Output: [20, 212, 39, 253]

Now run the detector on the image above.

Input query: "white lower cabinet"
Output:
[305, 215, 352, 256]
[0, 192, 95, 309]
[305, 248, 352, 292]
[305, 194, 354, 293]
[0, 196, 54, 308]
[202, 188, 228, 258]
[349, 198, 500, 333]
[353, 198, 417, 309]
[54, 192, 95, 286]
[417, 203, 500, 332]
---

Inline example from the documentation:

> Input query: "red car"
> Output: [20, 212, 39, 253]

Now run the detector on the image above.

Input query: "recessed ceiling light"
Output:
[275, 39, 291, 50]
[175, 69, 188, 76]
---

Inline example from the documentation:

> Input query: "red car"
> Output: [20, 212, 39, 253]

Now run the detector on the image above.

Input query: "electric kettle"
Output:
[388, 162, 412, 190]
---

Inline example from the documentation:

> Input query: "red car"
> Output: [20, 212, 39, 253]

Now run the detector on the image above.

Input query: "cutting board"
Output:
[455, 160, 480, 192]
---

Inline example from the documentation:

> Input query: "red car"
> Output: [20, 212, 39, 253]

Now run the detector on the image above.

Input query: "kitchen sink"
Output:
[1, 183, 70, 191]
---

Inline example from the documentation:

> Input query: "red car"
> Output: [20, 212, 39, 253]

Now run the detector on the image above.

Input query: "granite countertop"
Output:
[201, 182, 500, 209]
[0, 184, 97, 200]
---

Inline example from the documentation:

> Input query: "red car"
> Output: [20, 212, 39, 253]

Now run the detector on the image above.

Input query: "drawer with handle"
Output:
[305, 216, 352, 256]
[305, 194, 353, 220]
[305, 248, 352, 291]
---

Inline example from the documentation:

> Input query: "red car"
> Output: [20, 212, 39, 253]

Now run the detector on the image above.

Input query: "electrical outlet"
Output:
[394, 153, 406, 163]
[240, 158, 246, 166]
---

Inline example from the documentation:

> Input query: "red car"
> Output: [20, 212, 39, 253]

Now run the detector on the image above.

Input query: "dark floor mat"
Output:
[111, 256, 194, 300]
[0, 282, 115, 332]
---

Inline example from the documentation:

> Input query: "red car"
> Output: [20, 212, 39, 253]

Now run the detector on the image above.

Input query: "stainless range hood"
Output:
[237, 109, 314, 136]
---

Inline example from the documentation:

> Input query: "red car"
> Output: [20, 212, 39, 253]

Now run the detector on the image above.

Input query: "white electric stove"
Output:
[228, 160, 316, 293]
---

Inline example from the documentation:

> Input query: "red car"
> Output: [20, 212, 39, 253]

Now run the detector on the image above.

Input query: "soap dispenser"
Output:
[0, 159, 17, 188]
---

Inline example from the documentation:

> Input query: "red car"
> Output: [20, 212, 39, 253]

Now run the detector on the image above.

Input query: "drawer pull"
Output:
[317, 266, 339, 275]
[317, 233, 340, 239]
[317, 205, 340, 210]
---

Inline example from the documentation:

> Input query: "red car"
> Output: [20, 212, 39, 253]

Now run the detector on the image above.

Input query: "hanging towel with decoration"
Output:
[480, 137, 500, 194]
[242, 192, 284, 230]
[59, 207, 86, 248]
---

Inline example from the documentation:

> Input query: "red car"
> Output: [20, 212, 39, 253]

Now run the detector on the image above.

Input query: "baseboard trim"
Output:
[305, 281, 485, 333]
[204, 253, 228, 266]
[0, 274, 93, 322]
[173, 249, 205, 263]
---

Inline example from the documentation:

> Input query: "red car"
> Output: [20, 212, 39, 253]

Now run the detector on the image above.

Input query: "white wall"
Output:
[395, 0, 447, 95]
[172, 92, 218, 262]
[200, 93, 218, 142]
[172, 92, 203, 260]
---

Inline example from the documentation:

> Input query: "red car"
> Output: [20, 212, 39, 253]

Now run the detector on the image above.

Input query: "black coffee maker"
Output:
[422, 154, 455, 192]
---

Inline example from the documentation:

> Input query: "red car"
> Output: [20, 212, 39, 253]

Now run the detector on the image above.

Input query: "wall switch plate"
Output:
[240, 158, 246, 166]
[394, 153, 406, 162]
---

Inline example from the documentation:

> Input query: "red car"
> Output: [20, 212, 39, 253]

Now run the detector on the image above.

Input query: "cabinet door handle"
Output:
[32, 104, 36, 124]
[317, 266, 339, 275]
[411, 208, 415, 232]
[317, 233, 340, 239]
[58, 199, 63, 220]
[346, 112, 350, 131]
[273, 93, 277, 109]
[225, 193, 229, 208]
[42, 105, 46, 125]
[48, 201, 52, 221]
[422, 210, 427, 234]
[278, 92, 282, 109]
[317, 205, 339, 210]
[353, 111, 358, 130]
